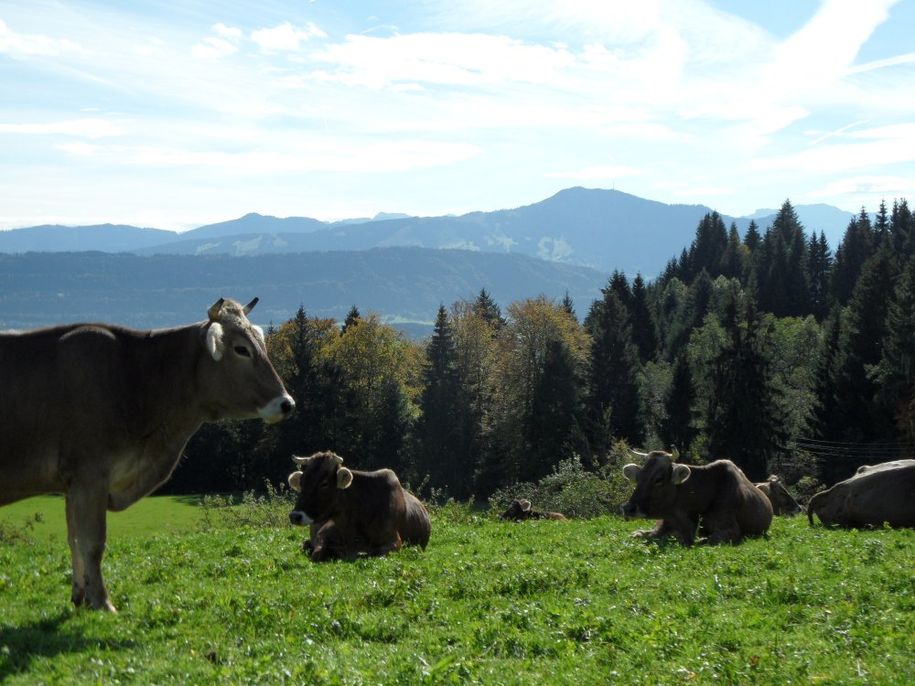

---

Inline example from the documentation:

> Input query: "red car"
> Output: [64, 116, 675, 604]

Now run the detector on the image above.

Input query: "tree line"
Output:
[162, 198, 915, 498]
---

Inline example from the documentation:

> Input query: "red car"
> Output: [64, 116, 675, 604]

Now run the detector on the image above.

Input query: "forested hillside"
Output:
[165, 198, 915, 499]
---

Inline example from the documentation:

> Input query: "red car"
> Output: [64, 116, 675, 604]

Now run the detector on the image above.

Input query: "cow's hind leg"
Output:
[67, 481, 116, 612]
[705, 513, 741, 545]
[65, 495, 87, 607]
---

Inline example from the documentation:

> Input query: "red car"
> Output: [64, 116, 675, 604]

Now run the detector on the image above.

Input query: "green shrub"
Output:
[489, 454, 630, 519]
[198, 479, 295, 530]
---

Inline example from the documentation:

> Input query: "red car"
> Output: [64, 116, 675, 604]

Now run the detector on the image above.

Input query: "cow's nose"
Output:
[621, 502, 637, 520]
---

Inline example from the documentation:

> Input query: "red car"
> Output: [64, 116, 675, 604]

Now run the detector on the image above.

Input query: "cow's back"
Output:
[841, 464, 915, 527]
[689, 461, 772, 537]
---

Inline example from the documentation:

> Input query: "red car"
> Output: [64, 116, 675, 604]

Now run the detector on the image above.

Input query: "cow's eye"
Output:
[234, 345, 252, 358]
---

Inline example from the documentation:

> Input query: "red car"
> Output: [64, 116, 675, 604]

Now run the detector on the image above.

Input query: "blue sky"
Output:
[2, 0, 914, 231]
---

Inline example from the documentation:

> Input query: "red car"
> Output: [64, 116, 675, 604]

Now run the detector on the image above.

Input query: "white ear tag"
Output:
[206, 322, 225, 361]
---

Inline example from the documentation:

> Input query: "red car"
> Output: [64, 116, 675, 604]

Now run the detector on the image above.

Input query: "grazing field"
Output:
[1, 497, 913, 685]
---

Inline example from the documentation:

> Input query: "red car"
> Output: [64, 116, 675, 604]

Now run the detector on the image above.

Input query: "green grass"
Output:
[0, 495, 205, 541]
[1, 499, 913, 685]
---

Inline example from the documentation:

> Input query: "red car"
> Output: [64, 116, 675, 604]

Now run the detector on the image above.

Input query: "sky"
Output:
[2, 0, 914, 231]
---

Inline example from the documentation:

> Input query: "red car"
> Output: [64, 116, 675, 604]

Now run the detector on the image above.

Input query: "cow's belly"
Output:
[0, 444, 62, 506]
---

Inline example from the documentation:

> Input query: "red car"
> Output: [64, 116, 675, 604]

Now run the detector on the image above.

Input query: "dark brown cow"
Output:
[0, 298, 294, 611]
[287, 451, 430, 561]
[500, 499, 567, 521]
[808, 460, 915, 528]
[621, 450, 773, 545]
[756, 475, 802, 515]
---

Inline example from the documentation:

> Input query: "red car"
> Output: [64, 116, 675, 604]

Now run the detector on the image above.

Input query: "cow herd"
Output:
[1, 298, 913, 613]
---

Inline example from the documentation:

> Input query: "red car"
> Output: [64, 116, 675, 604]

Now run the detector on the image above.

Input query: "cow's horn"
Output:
[292, 455, 311, 467]
[208, 298, 226, 322]
[332, 453, 344, 466]
[243, 297, 259, 315]
[629, 449, 649, 458]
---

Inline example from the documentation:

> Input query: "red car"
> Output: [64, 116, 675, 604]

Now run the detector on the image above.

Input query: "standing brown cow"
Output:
[0, 298, 294, 611]
[287, 451, 430, 561]
[756, 475, 802, 515]
[621, 450, 773, 545]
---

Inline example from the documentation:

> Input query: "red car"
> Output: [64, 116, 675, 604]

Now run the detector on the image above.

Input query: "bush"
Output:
[488, 454, 630, 519]
[198, 479, 295, 530]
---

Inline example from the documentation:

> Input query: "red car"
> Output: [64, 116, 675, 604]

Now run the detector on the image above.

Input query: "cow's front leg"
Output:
[309, 521, 338, 563]
[632, 519, 674, 540]
[67, 480, 116, 612]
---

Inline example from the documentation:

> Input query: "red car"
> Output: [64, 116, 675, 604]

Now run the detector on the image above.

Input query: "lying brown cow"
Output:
[622, 450, 773, 545]
[500, 499, 567, 521]
[808, 459, 915, 528]
[756, 475, 802, 515]
[287, 451, 430, 561]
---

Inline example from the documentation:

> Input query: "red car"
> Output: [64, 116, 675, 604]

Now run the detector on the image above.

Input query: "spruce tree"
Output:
[807, 231, 833, 320]
[630, 274, 658, 363]
[705, 297, 785, 480]
[831, 210, 875, 305]
[342, 305, 361, 334]
[473, 288, 505, 329]
[585, 291, 644, 452]
[415, 306, 469, 497]
[661, 352, 697, 453]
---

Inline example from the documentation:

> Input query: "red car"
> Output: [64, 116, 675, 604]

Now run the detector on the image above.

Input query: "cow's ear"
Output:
[337, 467, 353, 490]
[671, 464, 691, 485]
[622, 463, 641, 482]
[288, 471, 303, 492]
[520, 499, 532, 512]
[206, 322, 225, 361]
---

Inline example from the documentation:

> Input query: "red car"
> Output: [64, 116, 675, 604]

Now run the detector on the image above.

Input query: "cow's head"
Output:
[620, 450, 690, 519]
[501, 499, 532, 520]
[287, 451, 353, 526]
[765, 475, 802, 515]
[199, 297, 294, 423]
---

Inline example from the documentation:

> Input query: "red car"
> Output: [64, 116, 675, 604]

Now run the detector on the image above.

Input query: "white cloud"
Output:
[212, 23, 242, 40]
[545, 165, 645, 181]
[809, 175, 915, 198]
[0, 118, 125, 138]
[0, 18, 85, 57]
[251, 22, 326, 52]
[191, 36, 238, 59]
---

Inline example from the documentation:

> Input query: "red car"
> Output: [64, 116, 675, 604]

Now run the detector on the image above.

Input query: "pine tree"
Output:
[807, 231, 833, 320]
[705, 297, 785, 480]
[561, 291, 576, 317]
[661, 352, 697, 453]
[719, 222, 745, 280]
[585, 291, 644, 452]
[689, 212, 729, 277]
[873, 255, 915, 447]
[832, 210, 875, 305]
[875, 199, 890, 246]
[629, 274, 658, 363]
[891, 199, 913, 260]
[757, 200, 810, 316]
[415, 306, 469, 497]
[525, 338, 581, 482]
[342, 305, 361, 334]
[473, 288, 505, 329]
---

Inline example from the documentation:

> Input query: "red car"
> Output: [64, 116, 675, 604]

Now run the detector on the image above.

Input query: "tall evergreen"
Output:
[525, 338, 581, 482]
[629, 273, 658, 363]
[473, 288, 505, 329]
[705, 297, 785, 480]
[661, 352, 697, 453]
[415, 306, 470, 497]
[807, 231, 833, 320]
[342, 305, 361, 334]
[689, 212, 729, 278]
[585, 291, 644, 453]
[891, 199, 914, 259]
[561, 291, 576, 318]
[873, 255, 915, 447]
[831, 210, 875, 305]
[719, 222, 745, 280]
[757, 200, 810, 317]
[608, 270, 631, 309]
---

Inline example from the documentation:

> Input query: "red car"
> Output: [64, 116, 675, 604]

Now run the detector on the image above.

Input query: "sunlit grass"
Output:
[0, 500, 912, 685]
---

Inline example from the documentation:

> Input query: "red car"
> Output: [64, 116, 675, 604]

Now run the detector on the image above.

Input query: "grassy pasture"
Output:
[0, 498, 913, 685]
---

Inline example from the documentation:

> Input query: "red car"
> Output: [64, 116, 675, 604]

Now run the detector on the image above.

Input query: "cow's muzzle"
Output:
[289, 510, 313, 526]
[621, 502, 641, 520]
[259, 393, 296, 424]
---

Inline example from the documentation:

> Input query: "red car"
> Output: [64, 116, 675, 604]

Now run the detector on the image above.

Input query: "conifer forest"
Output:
[168, 199, 915, 500]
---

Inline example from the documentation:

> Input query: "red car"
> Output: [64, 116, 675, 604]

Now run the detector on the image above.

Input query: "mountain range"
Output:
[0, 248, 604, 335]
[1, 188, 857, 278]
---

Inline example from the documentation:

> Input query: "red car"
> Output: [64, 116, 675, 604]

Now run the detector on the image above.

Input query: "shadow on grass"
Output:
[0, 610, 135, 681]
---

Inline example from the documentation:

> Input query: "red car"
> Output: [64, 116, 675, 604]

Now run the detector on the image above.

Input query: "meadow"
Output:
[1, 495, 913, 685]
